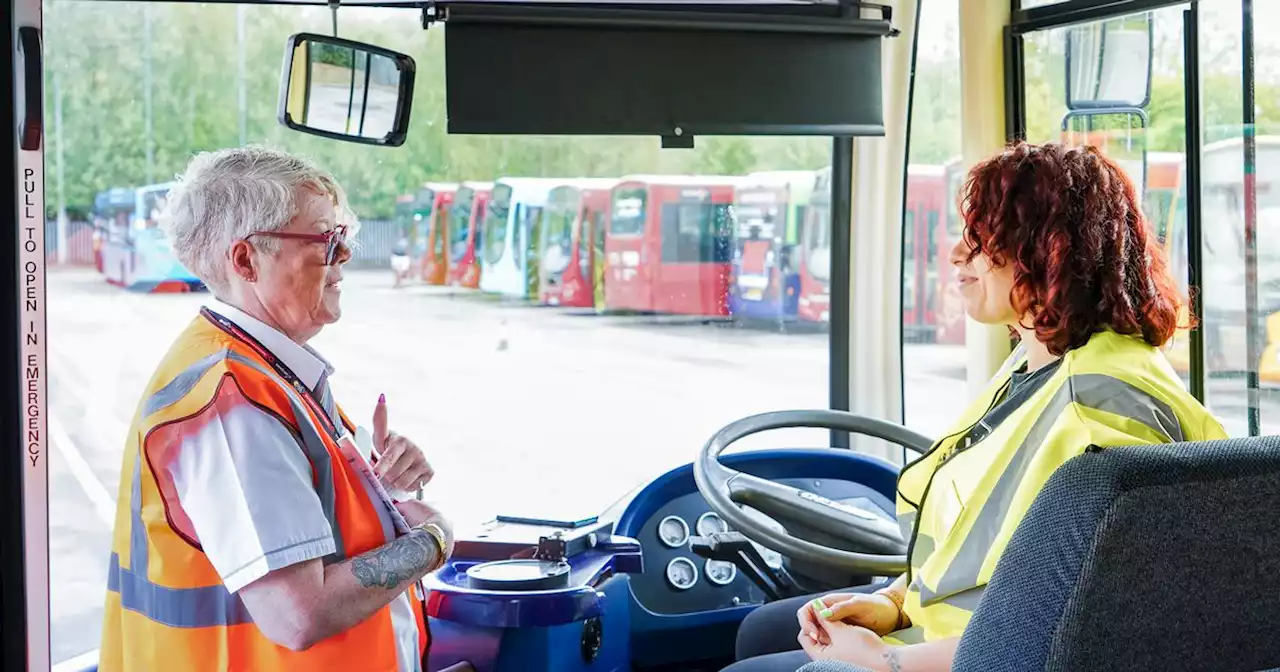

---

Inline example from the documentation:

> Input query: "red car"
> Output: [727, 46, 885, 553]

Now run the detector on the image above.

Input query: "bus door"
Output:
[541, 184, 580, 306]
[903, 166, 944, 342]
[798, 168, 832, 323]
[544, 182, 614, 308]
[92, 188, 133, 278]
[447, 183, 491, 289]
[730, 184, 787, 321]
[585, 189, 610, 313]
[419, 184, 457, 285]
[480, 179, 554, 299]
[605, 182, 651, 312]
[654, 182, 736, 317]
[935, 158, 968, 345]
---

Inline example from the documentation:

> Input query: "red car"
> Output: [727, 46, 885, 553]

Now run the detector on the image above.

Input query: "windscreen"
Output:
[483, 185, 512, 265]
[660, 199, 734, 264]
[610, 188, 647, 236]
[804, 202, 832, 282]
[543, 189, 579, 274]
[449, 187, 475, 262]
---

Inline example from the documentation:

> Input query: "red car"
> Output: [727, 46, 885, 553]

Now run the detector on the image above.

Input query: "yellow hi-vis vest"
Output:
[99, 313, 429, 671]
[889, 329, 1227, 644]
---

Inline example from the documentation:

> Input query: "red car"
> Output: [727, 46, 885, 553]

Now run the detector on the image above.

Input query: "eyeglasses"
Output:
[248, 224, 349, 265]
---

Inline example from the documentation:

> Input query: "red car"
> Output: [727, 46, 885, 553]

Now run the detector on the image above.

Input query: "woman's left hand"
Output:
[799, 601, 893, 669]
[372, 395, 434, 493]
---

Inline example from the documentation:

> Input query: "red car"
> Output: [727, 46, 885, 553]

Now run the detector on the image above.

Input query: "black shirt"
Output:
[952, 358, 1064, 455]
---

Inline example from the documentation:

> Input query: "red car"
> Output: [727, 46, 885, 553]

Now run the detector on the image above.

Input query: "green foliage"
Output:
[40, 1, 1280, 221]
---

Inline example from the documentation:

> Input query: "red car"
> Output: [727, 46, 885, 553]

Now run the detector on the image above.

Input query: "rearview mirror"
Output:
[1064, 14, 1152, 110]
[278, 33, 415, 146]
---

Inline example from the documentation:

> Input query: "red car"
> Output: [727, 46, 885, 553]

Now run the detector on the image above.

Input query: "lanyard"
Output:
[201, 307, 345, 442]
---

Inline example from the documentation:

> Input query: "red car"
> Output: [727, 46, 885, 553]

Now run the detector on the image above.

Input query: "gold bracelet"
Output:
[414, 521, 448, 570]
[875, 588, 908, 631]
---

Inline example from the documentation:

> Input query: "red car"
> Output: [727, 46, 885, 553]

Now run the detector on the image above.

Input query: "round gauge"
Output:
[666, 557, 698, 591]
[657, 516, 690, 548]
[704, 559, 737, 586]
[696, 512, 729, 537]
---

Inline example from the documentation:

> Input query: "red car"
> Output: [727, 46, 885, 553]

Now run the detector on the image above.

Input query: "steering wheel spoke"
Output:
[726, 473, 906, 555]
[694, 410, 933, 576]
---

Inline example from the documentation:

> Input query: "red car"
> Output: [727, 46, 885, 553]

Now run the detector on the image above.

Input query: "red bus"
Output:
[935, 158, 968, 346]
[446, 182, 492, 289]
[903, 165, 947, 343]
[416, 182, 457, 285]
[798, 168, 833, 323]
[539, 179, 617, 309]
[604, 176, 738, 317]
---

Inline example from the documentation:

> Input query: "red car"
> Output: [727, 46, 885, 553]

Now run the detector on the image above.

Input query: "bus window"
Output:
[926, 210, 938, 265]
[610, 189, 646, 236]
[483, 185, 512, 266]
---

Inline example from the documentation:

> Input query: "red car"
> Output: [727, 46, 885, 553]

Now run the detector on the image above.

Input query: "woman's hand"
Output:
[371, 395, 435, 493]
[799, 592, 902, 636]
[798, 606, 896, 670]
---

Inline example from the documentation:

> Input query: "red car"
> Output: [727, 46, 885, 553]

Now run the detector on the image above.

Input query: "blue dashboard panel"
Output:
[615, 448, 900, 668]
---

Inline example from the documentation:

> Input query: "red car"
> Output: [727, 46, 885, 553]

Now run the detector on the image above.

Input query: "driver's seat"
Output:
[798, 435, 1280, 672]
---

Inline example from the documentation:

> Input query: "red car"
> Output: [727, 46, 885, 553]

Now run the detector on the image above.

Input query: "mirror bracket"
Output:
[422, 2, 441, 30]
[662, 133, 694, 150]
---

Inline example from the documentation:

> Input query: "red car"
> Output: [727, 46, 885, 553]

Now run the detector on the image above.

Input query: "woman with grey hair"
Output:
[99, 146, 451, 672]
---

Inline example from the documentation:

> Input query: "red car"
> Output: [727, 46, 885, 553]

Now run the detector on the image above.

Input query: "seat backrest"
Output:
[954, 435, 1280, 672]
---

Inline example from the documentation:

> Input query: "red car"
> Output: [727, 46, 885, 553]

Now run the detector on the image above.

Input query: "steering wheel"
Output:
[693, 410, 934, 576]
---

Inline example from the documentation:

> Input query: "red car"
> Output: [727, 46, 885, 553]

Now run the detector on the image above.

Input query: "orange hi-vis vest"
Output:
[99, 310, 429, 671]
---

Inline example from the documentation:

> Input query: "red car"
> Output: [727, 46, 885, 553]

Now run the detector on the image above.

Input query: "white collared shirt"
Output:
[157, 300, 420, 671]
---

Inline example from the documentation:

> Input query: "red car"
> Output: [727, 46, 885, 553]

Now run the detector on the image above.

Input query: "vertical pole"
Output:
[1183, 5, 1206, 403]
[237, 5, 247, 146]
[143, 5, 155, 184]
[1241, 0, 1261, 435]
[962, 0, 1014, 393]
[830, 137, 853, 449]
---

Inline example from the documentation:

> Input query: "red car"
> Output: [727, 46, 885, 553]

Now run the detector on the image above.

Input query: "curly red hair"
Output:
[960, 141, 1186, 355]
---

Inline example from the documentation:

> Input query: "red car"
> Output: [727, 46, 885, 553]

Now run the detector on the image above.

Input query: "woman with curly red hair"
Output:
[723, 142, 1227, 672]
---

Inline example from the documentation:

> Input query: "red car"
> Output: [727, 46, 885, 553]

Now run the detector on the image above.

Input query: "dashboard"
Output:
[626, 476, 895, 616]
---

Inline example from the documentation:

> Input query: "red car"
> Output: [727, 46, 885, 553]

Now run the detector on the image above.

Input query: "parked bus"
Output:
[935, 157, 967, 345]
[798, 168, 833, 323]
[90, 187, 133, 275]
[728, 171, 816, 325]
[539, 179, 617, 309]
[1162, 137, 1280, 384]
[903, 165, 947, 343]
[415, 183, 457, 285]
[446, 181, 493, 289]
[480, 178, 562, 299]
[605, 176, 738, 317]
[99, 183, 203, 293]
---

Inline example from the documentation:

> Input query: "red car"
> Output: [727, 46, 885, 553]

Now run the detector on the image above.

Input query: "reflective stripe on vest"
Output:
[892, 331, 1227, 643]
[108, 459, 253, 628]
[140, 347, 350, 561]
[917, 373, 1184, 605]
[102, 316, 425, 671]
[107, 347, 354, 627]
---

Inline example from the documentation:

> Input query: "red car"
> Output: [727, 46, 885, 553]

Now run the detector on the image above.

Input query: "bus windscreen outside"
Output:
[141, 189, 170, 228]
[805, 205, 832, 282]
[611, 189, 646, 236]
[450, 188, 474, 261]
[543, 204, 576, 274]
[483, 185, 512, 265]
[660, 202, 732, 264]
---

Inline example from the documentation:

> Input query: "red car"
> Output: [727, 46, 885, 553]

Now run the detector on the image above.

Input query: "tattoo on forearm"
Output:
[883, 650, 903, 672]
[350, 530, 439, 589]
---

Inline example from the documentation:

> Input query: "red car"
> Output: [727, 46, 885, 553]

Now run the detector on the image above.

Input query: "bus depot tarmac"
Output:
[43, 268, 1279, 665]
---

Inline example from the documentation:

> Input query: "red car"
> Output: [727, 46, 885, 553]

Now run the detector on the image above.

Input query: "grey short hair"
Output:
[161, 146, 358, 294]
